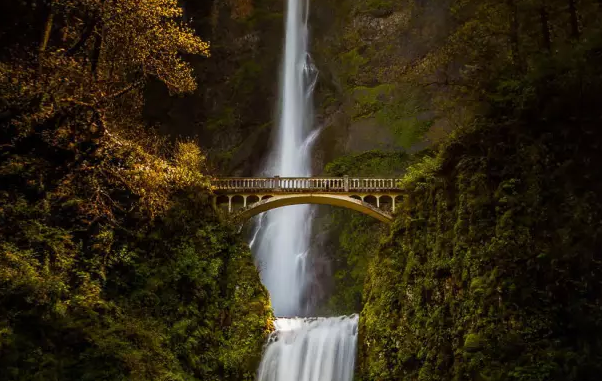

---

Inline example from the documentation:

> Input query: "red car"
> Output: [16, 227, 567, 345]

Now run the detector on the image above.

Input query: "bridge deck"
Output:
[211, 177, 402, 193]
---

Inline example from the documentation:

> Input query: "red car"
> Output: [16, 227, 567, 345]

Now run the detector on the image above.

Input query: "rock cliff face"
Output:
[309, 0, 456, 170]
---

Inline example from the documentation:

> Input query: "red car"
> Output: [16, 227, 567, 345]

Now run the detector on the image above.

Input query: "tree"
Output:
[1, 0, 210, 141]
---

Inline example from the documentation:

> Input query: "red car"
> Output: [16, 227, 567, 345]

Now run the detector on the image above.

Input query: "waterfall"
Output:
[257, 316, 359, 381]
[253, 0, 316, 318]
[253, 0, 359, 380]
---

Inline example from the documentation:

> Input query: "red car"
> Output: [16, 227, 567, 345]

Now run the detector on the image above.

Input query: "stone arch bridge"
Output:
[211, 177, 403, 223]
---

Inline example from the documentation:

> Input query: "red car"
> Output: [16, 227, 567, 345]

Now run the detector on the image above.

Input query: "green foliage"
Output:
[0, 132, 272, 380]
[325, 150, 409, 177]
[358, 36, 602, 381]
[0, 0, 287, 375]
[0, 0, 272, 377]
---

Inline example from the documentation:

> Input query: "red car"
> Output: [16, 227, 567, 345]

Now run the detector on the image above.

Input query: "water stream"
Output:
[252, 0, 359, 380]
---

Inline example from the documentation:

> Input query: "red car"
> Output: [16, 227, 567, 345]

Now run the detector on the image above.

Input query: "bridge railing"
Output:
[211, 177, 401, 192]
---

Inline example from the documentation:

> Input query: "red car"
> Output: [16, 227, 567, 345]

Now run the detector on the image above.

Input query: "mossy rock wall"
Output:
[358, 118, 602, 380]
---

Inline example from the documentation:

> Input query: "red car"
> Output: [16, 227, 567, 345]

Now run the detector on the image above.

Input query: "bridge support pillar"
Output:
[377, 196, 380, 208]
[392, 196, 396, 213]
[228, 196, 232, 213]
[243, 195, 247, 208]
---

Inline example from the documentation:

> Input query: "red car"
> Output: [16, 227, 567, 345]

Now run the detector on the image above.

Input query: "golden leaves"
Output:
[95, 0, 210, 94]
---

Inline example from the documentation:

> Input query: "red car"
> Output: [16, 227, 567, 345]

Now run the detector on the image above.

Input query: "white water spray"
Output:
[253, 0, 359, 379]
[257, 316, 359, 381]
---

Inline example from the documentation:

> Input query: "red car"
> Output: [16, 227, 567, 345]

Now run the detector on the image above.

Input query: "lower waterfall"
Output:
[257, 315, 359, 381]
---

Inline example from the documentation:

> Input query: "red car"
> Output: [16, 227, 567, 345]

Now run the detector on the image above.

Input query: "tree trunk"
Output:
[540, 5, 551, 52]
[38, 1, 55, 76]
[568, 0, 580, 40]
[39, 2, 55, 56]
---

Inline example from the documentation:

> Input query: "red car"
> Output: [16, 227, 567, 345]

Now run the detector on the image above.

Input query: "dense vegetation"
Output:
[359, 0, 602, 380]
[0, 1, 271, 380]
[314, 151, 411, 315]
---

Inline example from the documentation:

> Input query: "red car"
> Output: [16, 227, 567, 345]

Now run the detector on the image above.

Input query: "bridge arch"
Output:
[231, 194, 393, 223]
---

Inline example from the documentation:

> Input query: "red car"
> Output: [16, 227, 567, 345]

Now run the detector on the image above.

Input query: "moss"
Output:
[351, 84, 395, 119]
[338, 48, 369, 88]
[359, 117, 602, 381]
